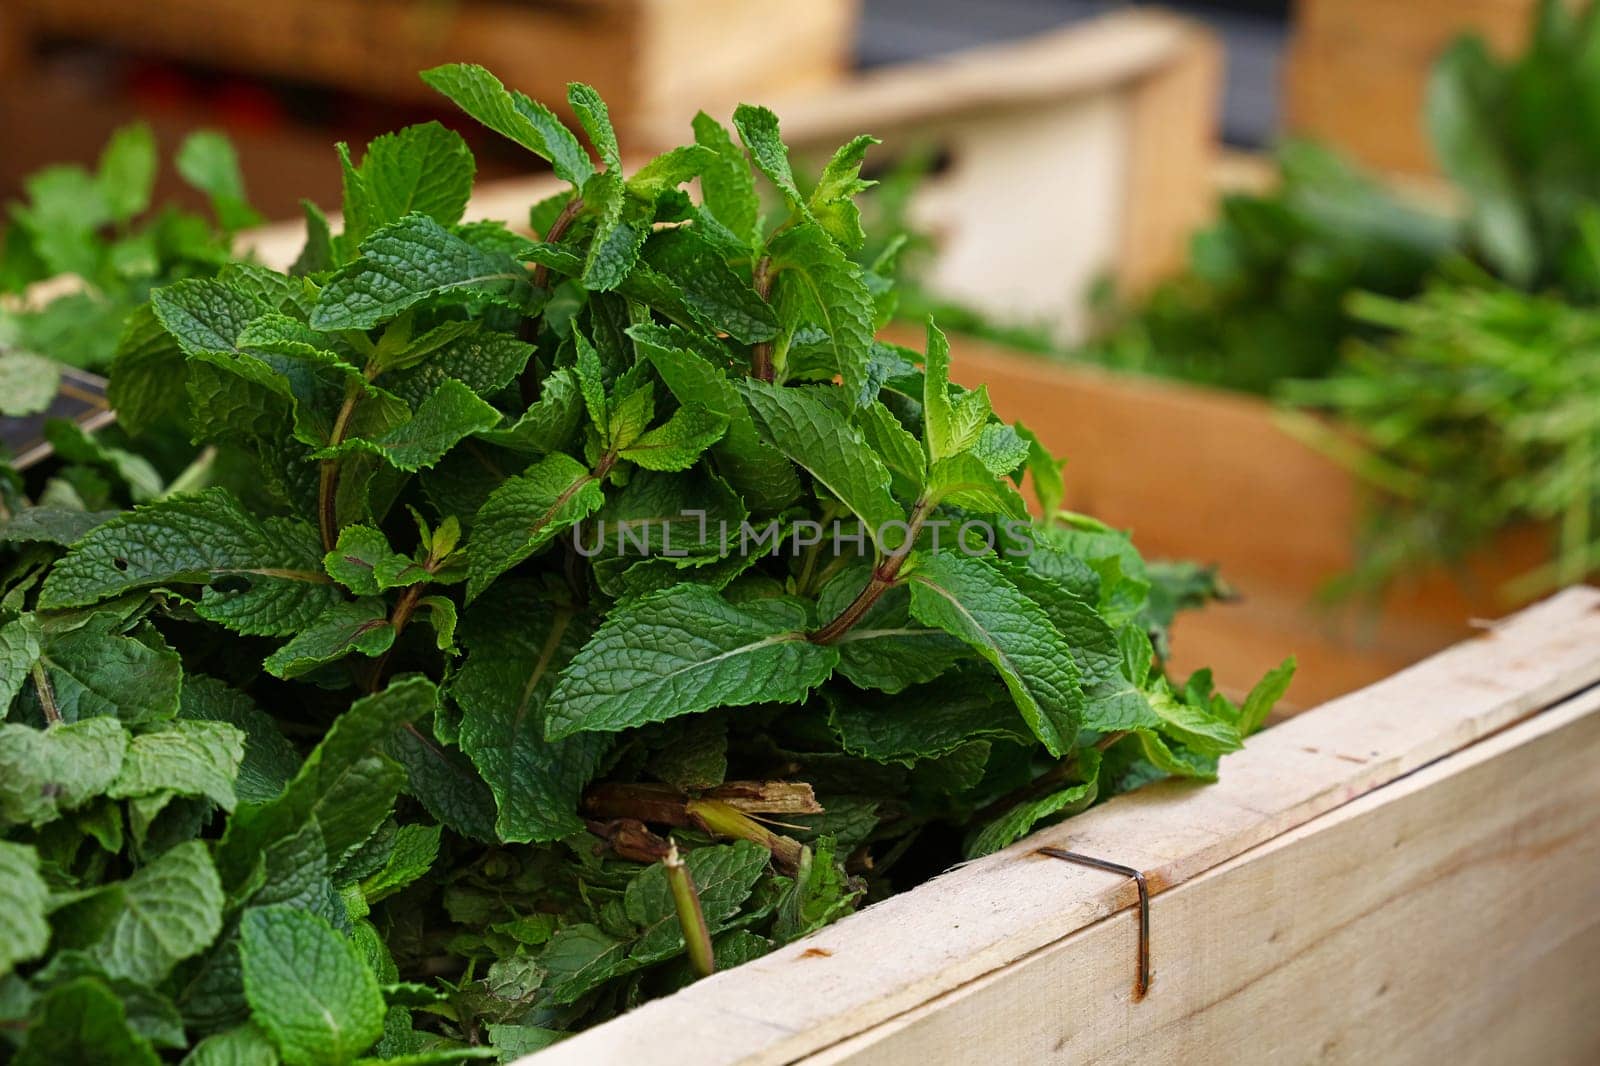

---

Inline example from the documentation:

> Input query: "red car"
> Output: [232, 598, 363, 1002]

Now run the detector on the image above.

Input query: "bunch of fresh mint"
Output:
[0, 68, 1292, 1062]
[1, 123, 259, 418]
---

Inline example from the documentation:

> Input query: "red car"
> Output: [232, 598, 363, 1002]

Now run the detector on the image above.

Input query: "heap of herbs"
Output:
[0, 69, 1292, 1064]
[1, 124, 259, 418]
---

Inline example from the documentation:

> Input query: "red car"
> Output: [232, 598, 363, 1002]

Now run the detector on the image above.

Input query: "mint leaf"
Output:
[0, 615, 42, 712]
[618, 403, 729, 472]
[818, 569, 965, 693]
[180, 1026, 279, 1066]
[906, 553, 1084, 757]
[1240, 657, 1296, 734]
[767, 224, 875, 404]
[178, 676, 300, 806]
[538, 924, 628, 1005]
[241, 906, 385, 1066]
[421, 64, 593, 188]
[732, 105, 805, 214]
[14, 978, 160, 1066]
[466, 452, 603, 601]
[92, 840, 224, 986]
[739, 381, 901, 539]
[624, 840, 768, 962]
[632, 325, 800, 510]
[39, 489, 338, 636]
[926, 452, 1029, 520]
[109, 720, 246, 812]
[692, 112, 761, 247]
[808, 135, 877, 251]
[627, 145, 714, 202]
[921, 321, 990, 461]
[0, 841, 50, 975]
[35, 614, 182, 724]
[641, 229, 777, 343]
[310, 214, 529, 331]
[176, 131, 260, 232]
[452, 591, 608, 842]
[340, 122, 475, 247]
[320, 379, 501, 472]
[545, 586, 838, 738]
[566, 82, 621, 172]
[358, 824, 440, 903]
[828, 676, 1029, 766]
[0, 718, 127, 826]
[98, 122, 158, 223]
[967, 752, 1101, 858]
[324, 526, 427, 595]
[0, 351, 60, 417]
[262, 599, 395, 679]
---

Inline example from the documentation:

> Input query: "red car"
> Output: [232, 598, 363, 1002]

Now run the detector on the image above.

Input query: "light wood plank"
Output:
[807, 677, 1600, 1064]
[526, 587, 1600, 1066]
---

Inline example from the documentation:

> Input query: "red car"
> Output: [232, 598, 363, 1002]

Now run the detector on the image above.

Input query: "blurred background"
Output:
[4, 0, 1592, 706]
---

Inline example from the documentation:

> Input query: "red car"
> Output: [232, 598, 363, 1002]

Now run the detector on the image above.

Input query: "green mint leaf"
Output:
[966, 752, 1101, 858]
[106, 304, 185, 434]
[92, 840, 224, 986]
[926, 452, 1028, 520]
[452, 593, 608, 842]
[732, 105, 806, 215]
[262, 599, 395, 679]
[566, 82, 621, 171]
[421, 64, 593, 188]
[631, 324, 801, 510]
[817, 568, 965, 693]
[626, 145, 715, 202]
[1146, 682, 1243, 758]
[382, 717, 499, 843]
[855, 401, 926, 497]
[340, 122, 475, 248]
[97, 122, 158, 223]
[774, 837, 858, 941]
[0, 841, 50, 975]
[767, 223, 875, 404]
[827, 675, 1029, 766]
[178, 676, 300, 806]
[221, 677, 436, 873]
[35, 614, 182, 724]
[13, 977, 160, 1066]
[0, 718, 127, 827]
[640, 229, 777, 343]
[358, 824, 441, 903]
[906, 552, 1084, 757]
[1016, 423, 1065, 517]
[538, 924, 629, 1005]
[1240, 656, 1296, 734]
[474, 367, 584, 456]
[692, 112, 761, 247]
[176, 131, 260, 232]
[310, 214, 529, 331]
[618, 403, 729, 472]
[109, 720, 246, 812]
[921, 321, 991, 461]
[241, 906, 385, 1066]
[179, 1025, 279, 1066]
[382, 330, 533, 409]
[545, 585, 838, 739]
[971, 423, 1031, 479]
[625, 840, 768, 962]
[466, 452, 603, 601]
[0, 350, 61, 417]
[38, 489, 338, 637]
[0, 506, 119, 549]
[739, 381, 901, 539]
[0, 614, 42, 713]
[293, 199, 336, 276]
[808, 135, 878, 251]
[578, 172, 653, 291]
[318, 379, 502, 472]
[324, 526, 428, 595]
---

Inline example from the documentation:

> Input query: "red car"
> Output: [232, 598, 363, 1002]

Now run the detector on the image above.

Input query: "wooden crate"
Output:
[525, 587, 1600, 1065]
[926, 330, 1549, 708]
[1285, 0, 1538, 175]
[235, 10, 1220, 341]
[0, 0, 858, 142]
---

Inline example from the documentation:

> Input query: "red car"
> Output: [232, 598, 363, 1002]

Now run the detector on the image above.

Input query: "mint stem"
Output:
[521, 195, 587, 406]
[665, 842, 716, 979]
[31, 663, 61, 725]
[808, 496, 930, 644]
[318, 379, 364, 552]
[750, 255, 775, 382]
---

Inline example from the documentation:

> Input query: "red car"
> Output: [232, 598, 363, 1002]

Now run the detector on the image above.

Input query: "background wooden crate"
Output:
[526, 588, 1600, 1065]
[0, 0, 858, 143]
[1284, 0, 1538, 175]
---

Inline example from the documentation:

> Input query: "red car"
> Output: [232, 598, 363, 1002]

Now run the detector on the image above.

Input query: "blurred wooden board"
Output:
[3, 0, 858, 143]
[1285, 0, 1538, 175]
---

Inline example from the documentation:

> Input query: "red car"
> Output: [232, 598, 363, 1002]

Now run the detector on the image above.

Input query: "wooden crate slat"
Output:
[805, 681, 1600, 1064]
[524, 587, 1600, 1066]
